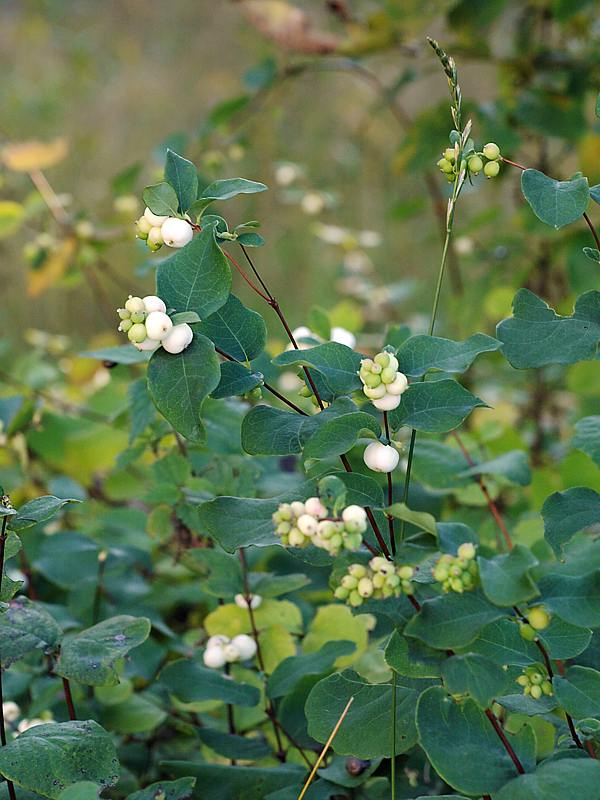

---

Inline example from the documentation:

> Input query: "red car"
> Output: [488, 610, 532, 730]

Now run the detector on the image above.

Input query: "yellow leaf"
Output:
[204, 600, 302, 638]
[302, 605, 368, 667]
[0, 201, 25, 239]
[2, 137, 68, 172]
[258, 625, 296, 673]
[27, 237, 76, 297]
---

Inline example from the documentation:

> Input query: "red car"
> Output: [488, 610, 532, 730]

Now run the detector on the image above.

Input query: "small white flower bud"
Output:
[161, 217, 194, 248]
[162, 323, 194, 354]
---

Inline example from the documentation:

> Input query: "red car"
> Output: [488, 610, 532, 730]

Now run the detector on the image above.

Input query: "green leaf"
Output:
[521, 169, 589, 229]
[405, 593, 504, 649]
[336, 472, 385, 508]
[478, 544, 539, 606]
[302, 411, 380, 460]
[305, 670, 418, 758]
[160, 658, 260, 706]
[412, 441, 470, 490]
[181, 548, 243, 598]
[147, 334, 221, 443]
[241, 406, 305, 455]
[389, 380, 487, 434]
[496, 692, 557, 716]
[397, 333, 501, 377]
[55, 615, 151, 686]
[538, 570, 600, 627]
[272, 343, 362, 397]
[101, 694, 166, 734]
[497, 289, 600, 369]
[541, 487, 600, 556]
[0, 720, 119, 799]
[197, 482, 315, 552]
[156, 225, 231, 317]
[464, 619, 539, 667]
[459, 450, 531, 486]
[416, 686, 534, 796]
[10, 496, 79, 531]
[160, 764, 302, 800]
[536, 616, 592, 660]
[197, 294, 266, 362]
[197, 728, 271, 761]
[573, 416, 600, 467]
[553, 665, 600, 719]
[58, 782, 101, 800]
[0, 597, 62, 669]
[80, 345, 149, 365]
[385, 630, 444, 678]
[128, 378, 155, 442]
[212, 362, 263, 399]
[386, 503, 437, 536]
[164, 150, 198, 213]
[126, 778, 196, 800]
[267, 641, 356, 699]
[441, 654, 510, 707]
[201, 178, 267, 201]
[495, 759, 600, 800]
[251, 572, 310, 598]
[170, 311, 201, 325]
[142, 181, 179, 217]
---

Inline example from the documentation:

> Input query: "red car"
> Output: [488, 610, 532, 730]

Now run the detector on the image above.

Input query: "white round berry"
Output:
[161, 217, 194, 248]
[125, 296, 145, 314]
[297, 513, 318, 536]
[134, 338, 161, 352]
[234, 593, 262, 610]
[162, 323, 193, 354]
[2, 701, 20, 723]
[331, 327, 356, 349]
[145, 311, 173, 341]
[304, 497, 327, 518]
[363, 442, 399, 473]
[387, 373, 409, 396]
[290, 501, 306, 516]
[143, 295, 167, 314]
[342, 505, 367, 528]
[203, 646, 227, 669]
[372, 394, 401, 411]
[206, 635, 229, 649]
[231, 634, 257, 661]
[223, 643, 241, 662]
[144, 207, 168, 226]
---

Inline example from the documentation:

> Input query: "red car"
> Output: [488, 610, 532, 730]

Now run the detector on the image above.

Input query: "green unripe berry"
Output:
[468, 155, 483, 174]
[130, 310, 146, 324]
[342, 575, 358, 590]
[446, 174, 456, 183]
[364, 383, 387, 400]
[334, 586, 349, 600]
[329, 533, 343, 551]
[136, 216, 152, 239]
[541, 681, 553, 696]
[386, 574, 400, 588]
[484, 161, 500, 178]
[380, 367, 396, 384]
[443, 148, 455, 163]
[459, 159, 467, 172]
[530, 684, 542, 700]
[519, 623, 537, 641]
[372, 573, 386, 589]
[528, 606, 550, 631]
[119, 319, 133, 333]
[298, 385, 312, 398]
[363, 372, 382, 388]
[348, 590, 363, 607]
[516, 675, 529, 687]
[371, 363, 382, 375]
[397, 566, 413, 581]
[345, 533, 362, 550]
[530, 672, 543, 686]
[117, 308, 130, 320]
[483, 142, 501, 161]
[433, 566, 449, 582]
[374, 352, 390, 368]
[358, 577, 374, 598]
[450, 578, 464, 593]
[128, 323, 147, 343]
[360, 358, 374, 371]
[125, 296, 145, 314]
[349, 564, 367, 579]
[438, 158, 454, 174]
[457, 542, 476, 561]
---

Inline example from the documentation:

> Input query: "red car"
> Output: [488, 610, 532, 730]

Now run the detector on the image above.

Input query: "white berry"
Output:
[234, 593, 262, 610]
[206, 635, 229, 649]
[143, 295, 167, 314]
[223, 643, 241, 663]
[162, 217, 194, 248]
[203, 645, 227, 669]
[297, 513, 318, 536]
[144, 207, 168, 226]
[134, 338, 160, 352]
[304, 497, 327, 518]
[162, 323, 194, 354]
[145, 311, 173, 341]
[231, 634, 257, 661]
[363, 442, 399, 473]
[2, 701, 20, 723]
[387, 373, 409, 396]
[372, 394, 401, 411]
[342, 505, 367, 528]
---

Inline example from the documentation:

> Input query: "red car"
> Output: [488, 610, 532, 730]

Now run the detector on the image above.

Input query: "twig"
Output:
[383, 411, 396, 556]
[61, 677, 77, 721]
[296, 696, 354, 800]
[484, 708, 525, 774]
[0, 513, 17, 800]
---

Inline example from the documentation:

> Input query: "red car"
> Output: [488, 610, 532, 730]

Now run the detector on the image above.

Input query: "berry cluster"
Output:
[516, 665, 553, 700]
[359, 351, 408, 412]
[518, 605, 551, 641]
[202, 634, 257, 669]
[432, 543, 478, 593]
[135, 207, 194, 252]
[272, 498, 367, 555]
[117, 295, 193, 354]
[334, 558, 415, 607]
[437, 142, 502, 183]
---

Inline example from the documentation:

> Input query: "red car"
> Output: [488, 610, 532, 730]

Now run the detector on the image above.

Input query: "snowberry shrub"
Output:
[2, 38, 600, 800]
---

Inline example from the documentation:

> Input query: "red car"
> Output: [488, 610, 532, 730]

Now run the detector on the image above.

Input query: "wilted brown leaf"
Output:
[237, 0, 340, 54]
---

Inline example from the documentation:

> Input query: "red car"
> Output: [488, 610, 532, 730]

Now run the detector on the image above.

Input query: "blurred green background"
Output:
[1, 0, 600, 350]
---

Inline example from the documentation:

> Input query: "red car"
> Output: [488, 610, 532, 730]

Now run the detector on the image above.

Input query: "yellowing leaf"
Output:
[2, 138, 68, 172]
[0, 201, 25, 239]
[27, 237, 76, 297]
[302, 605, 369, 667]
[258, 625, 296, 673]
[239, 0, 340, 54]
[204, 600, 302, 638]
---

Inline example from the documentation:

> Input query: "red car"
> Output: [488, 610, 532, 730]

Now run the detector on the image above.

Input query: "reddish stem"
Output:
[484, 709, 525, 774]
[62, 678, 77, 720]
